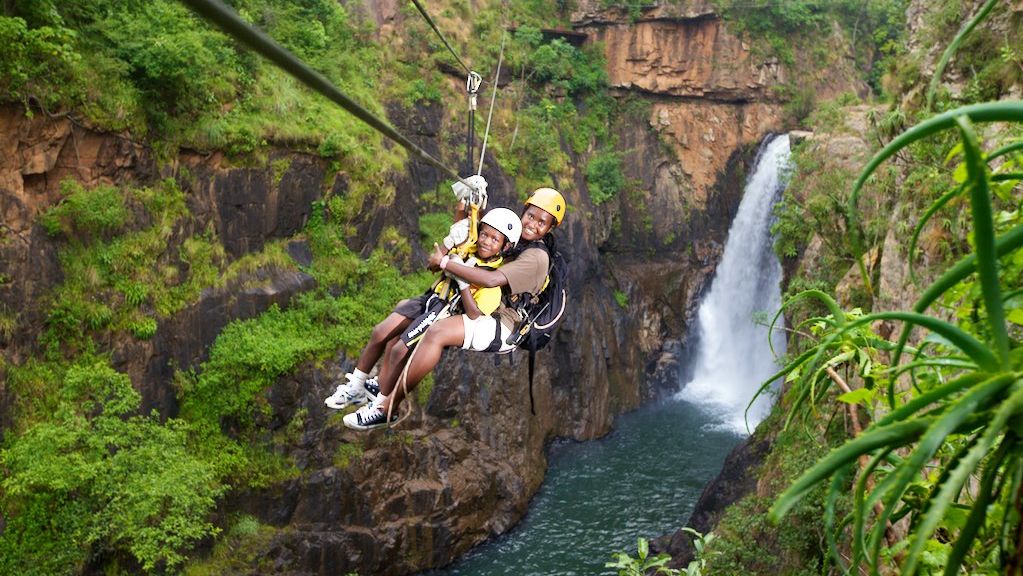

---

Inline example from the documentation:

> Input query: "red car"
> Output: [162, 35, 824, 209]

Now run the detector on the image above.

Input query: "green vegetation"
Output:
[607, 532, 717, 576]
[586, 151, 626, 206]
[918, 0, 1023, 110]
[182, 515, 277, 576]
[766, 102, 1023, 576]
[607, 537, 678, 576]
[0, 12, 83, 112]
[334, 442, 364, 469]
[0, 0, 394, 166]
[613, 290, 629, 308]
[486, 25, 615, 196]
[39, 180, 129, 239]
[712, 0, 906, 67]
[0, 359, 223, 574]
[711, 0, 907, 104]
[37, 178, 221, 354]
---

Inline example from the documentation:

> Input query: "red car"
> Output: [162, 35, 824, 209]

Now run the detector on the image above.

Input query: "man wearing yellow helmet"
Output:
[345, 187, 567, 430]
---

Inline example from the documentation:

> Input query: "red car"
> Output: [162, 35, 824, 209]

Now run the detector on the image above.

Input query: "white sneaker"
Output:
[325, 373, 368, 409]
[343, 402, 397, 431]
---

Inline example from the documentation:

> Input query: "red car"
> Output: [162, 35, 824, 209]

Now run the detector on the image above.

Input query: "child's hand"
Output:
[428, 243, 445, 271]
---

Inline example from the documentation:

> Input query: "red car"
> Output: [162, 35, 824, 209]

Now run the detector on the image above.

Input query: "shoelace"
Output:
[359, 405, 383, 424]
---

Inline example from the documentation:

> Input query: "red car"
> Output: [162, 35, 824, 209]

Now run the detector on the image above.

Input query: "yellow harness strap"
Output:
[434, 201, 486, 300]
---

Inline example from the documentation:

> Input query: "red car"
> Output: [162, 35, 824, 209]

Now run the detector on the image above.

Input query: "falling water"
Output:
[676, 134, 791, 434]
[429, 135, 792, 576]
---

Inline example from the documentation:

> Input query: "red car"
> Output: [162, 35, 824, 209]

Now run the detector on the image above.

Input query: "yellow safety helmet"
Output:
[524, 187, 566, 225]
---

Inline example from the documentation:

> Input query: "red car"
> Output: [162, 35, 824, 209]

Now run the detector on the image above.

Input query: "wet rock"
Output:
[658, 426, 773, 567]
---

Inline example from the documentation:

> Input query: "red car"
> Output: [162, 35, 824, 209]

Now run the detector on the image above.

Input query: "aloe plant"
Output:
[768, 101, 1023, 575]
[925, 0, 1001, 111]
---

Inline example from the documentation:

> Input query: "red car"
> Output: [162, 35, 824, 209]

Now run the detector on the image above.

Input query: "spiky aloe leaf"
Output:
[926, 0, 1001, 110]
[902, 381, 1023, 575]
[847, 102, 1023, 296]
[942, 437, 1011, 576]
[955, 115, 1009, 367]
[865, 374, 1014, 566]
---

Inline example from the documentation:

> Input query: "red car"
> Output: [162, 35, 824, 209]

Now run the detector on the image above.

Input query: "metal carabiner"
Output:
[466, 71, 482, 111]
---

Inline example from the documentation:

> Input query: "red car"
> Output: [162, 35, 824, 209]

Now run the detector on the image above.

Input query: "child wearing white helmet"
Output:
[397, 207, 521, 347]
[324, 203, 520, 412]
[344, 187, 567, 430]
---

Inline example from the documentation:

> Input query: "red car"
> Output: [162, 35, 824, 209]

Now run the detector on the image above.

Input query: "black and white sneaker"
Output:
[342, 402, 397, 431]
[364, 377, 381, 398]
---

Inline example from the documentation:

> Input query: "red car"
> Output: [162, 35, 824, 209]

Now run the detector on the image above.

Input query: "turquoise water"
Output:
[424, 398, 742, 575]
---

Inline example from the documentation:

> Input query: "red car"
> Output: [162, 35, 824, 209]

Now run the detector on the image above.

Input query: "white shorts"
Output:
[462, 315, 516, 353]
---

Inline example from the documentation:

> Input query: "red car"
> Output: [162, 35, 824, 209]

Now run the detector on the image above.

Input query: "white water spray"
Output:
[676, 134, 791, 434]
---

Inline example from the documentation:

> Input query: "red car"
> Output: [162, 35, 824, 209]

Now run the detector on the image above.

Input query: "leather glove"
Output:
[443, 218, 470, 250]
[452, 179, 473, 202]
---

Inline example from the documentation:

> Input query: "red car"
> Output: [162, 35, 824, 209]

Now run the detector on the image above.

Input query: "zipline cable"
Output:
[179, 0, 478, 190]
[477, 30, 506, 176]
[409, 0, 472, 75]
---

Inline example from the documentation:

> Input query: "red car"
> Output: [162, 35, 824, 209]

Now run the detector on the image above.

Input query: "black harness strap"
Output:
[527, 336, 537, 415]
[484, 312, 504, 353]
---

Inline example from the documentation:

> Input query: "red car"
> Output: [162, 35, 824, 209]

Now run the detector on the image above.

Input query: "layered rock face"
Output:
[0, 3, 845, 574]
[573, 1, 786, 204]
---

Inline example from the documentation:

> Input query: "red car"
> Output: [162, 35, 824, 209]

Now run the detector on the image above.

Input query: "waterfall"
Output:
[676, 134, 791, 434]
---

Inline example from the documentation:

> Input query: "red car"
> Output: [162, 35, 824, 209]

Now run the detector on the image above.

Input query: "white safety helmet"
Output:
[480, 207, 522, 247]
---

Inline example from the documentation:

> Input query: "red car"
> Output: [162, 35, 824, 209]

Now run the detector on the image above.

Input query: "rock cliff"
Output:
[0, 1, 871, 573]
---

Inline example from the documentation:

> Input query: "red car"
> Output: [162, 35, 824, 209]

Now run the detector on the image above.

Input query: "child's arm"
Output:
[460, 284, 484, 319]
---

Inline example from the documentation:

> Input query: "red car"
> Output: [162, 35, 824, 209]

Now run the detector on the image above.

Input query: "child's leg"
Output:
[378, 339, 412, 398]
[355, 313, 413, 374]
[382, 315, 465, 413]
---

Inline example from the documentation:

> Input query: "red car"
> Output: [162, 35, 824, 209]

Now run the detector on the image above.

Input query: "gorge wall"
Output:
[0, 3, 869, 574]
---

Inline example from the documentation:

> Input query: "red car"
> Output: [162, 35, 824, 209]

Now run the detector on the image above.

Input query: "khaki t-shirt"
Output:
[495, 247, 550, 329]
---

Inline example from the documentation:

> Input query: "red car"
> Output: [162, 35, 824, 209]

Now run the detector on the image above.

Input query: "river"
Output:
[427, 135, 792, 575]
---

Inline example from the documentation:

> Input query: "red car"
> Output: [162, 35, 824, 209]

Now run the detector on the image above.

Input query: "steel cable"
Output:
[409, 0, 472, 75]
[179, 0, 477, 189]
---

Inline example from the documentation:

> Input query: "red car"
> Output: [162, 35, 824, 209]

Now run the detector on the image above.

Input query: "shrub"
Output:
[607, 537, 679, 576]
[587, 151, 626, 205]
[0, 15, 83, 110]
[0, 360, 223, 574]
[39, 180, 128, 240]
